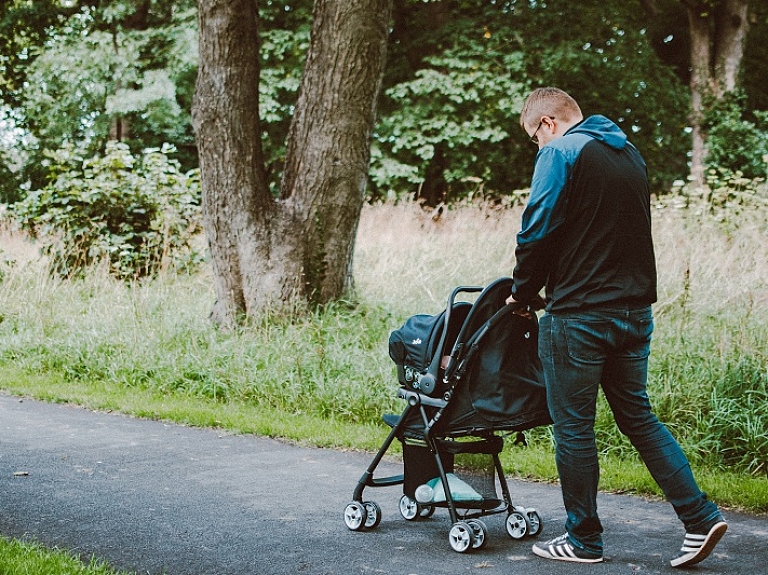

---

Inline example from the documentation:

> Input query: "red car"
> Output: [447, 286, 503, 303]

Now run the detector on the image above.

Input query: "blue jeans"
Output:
[539, 307, 719, 555]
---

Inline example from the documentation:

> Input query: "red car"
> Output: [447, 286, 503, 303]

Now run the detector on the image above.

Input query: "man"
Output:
[507, 87, 727, 567]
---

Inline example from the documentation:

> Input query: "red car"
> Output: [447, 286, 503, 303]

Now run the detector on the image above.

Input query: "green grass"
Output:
[0, 367, 389, 452]
[0, 536, 132, 575]
[0, 200, 766, 571]
[0, 201, 765, 496]
[3, 364, 766, 515]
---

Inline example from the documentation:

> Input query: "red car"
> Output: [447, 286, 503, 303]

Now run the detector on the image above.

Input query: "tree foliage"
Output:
[703, 90, 768, 180]
[0, 0, 766, 211]
[506, 0, 693, 192]
[371, 32, 529, 204]
[11, 141, 202, 278]
[257, 1, 312, 194]
[1, 0, 198, 196]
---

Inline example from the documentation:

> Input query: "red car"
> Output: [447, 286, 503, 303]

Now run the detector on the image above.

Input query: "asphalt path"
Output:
[1, 393, 765, 575]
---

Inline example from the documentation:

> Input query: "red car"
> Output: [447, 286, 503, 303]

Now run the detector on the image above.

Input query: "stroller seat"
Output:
[343, 278, 552, 553]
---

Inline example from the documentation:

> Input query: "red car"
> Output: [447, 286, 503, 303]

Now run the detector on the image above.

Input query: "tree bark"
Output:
[193, 0, 277, 327]
[713, 0, 750, 94]
[281, 0, 392, 305]
[687, 2, 712, 188]
[193, 0, 391, 327]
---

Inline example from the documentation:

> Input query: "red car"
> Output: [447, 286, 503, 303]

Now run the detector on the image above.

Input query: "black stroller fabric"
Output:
[388, 277, 551, 436]
[388, 302, 471, 388]
[442, 306, 550, 432]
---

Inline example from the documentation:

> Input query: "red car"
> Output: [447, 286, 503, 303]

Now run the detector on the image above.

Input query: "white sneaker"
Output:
[670, 519, 728, 568]
[532, 533, 603, 563]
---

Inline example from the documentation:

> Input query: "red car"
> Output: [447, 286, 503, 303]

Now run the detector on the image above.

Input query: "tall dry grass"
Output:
[355, 200, 768, 317]
[355, 202, 520, 316]
[357, 200, 768, 476]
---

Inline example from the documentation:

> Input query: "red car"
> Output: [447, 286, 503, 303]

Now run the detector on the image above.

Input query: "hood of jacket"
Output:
[566, 114, 627, 150]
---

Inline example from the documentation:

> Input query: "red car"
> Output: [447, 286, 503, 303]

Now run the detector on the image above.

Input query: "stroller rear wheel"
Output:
[400, 495, 435, 521]
[419, 504, 435, 518]
[399, 494, 420, 520]
[399, 494, 434, 521]
[525, 508, 543, 537]
[505, 510, 529, 539]
[466, 519, 488, 549]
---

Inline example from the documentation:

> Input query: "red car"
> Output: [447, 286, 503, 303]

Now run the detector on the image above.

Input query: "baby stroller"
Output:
[343, 278, 552, 552]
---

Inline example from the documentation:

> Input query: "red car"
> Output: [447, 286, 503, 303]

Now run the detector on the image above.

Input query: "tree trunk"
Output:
[193, 0, 279, 328]
[280, 0, 392, 305]
[687, 3, 712, 188]
[685, 0, 750, 187]
[193, 0, 392, 327]
[713, 0, 750, 93]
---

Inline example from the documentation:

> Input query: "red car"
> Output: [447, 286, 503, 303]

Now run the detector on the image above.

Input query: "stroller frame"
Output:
[343, 279, 549, 553]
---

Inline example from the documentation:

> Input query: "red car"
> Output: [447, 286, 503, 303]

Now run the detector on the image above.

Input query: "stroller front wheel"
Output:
[466, 519, 488, 549]
[344, 501, 367, 531]
[448, 521, 476, 553]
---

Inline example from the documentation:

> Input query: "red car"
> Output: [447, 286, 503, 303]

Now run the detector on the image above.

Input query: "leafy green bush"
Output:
[370, 36, 529, 204]
[702, 168, 768, 227]
[11, 141, 202, 279]
[657, 161, 768, 235]
[703, 91, 768, 180]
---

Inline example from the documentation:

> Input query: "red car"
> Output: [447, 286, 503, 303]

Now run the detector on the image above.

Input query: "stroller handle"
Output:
[450, 286, 484, 299]
[421, 286, 484, 394]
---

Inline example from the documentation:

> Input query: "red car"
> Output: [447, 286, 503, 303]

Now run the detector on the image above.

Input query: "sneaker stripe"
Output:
[551, 544, 576, 559]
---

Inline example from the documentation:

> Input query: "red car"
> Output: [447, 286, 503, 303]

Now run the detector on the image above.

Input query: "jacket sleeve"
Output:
[511, 147, 569, 303]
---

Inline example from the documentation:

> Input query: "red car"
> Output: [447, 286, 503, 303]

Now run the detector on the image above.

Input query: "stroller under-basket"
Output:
[343, 278, 552, 553]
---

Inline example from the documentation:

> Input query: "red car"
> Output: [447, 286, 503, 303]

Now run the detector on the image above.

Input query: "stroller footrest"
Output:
[437, 436, 504, 454]
[382, 413, 426, 440]
[454, 499, 509, 514]
[367, 473, 404, 488]
[382, 413, 400, 428]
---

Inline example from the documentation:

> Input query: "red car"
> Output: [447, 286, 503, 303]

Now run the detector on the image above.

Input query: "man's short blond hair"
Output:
[520, 87, 582, 131]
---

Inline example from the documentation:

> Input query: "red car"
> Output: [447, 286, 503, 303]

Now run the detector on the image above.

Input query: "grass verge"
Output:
[0, 535, 132, 575]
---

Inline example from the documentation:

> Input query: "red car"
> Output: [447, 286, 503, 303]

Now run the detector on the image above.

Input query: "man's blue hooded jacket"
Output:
[511, 114, 657, 313]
